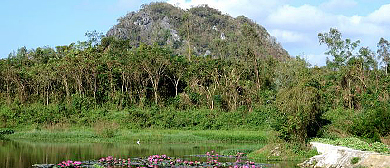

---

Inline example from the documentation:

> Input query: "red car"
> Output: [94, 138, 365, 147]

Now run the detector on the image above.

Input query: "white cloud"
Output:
[266, 5, 332, 31]
[367, 4, 390, 25]
[269, 29, 309, 43]
[320, 0, 357, 12]
[167, 0, 285, 18]
[350, 15, 361, 24]
[165, 0, 390, 66]
[305, 54, 328, 67]
[265, 3, 390, 64]
[336, 15, 386, 37]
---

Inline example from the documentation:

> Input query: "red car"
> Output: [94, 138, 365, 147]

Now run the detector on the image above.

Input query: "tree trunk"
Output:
[254, 59, 261, 90]
[348, 80, 352, 109]
[63, 77, 70, 99]
[19, 83, 25, 104]
[109, 72, 114, 97]
[175, 78, 180, 96]
[6, 80, 10, 104]
[154, 87, 158, 105]
[152, 78, 159, 105]
[122, 72, 125, 94]
[46, 87, 49, 105]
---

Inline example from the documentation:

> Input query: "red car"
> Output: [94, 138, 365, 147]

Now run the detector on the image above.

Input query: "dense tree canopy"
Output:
[1, 3, 390, 144]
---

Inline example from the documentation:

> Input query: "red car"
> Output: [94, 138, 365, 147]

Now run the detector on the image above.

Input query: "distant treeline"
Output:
[1, 28, 390, 143]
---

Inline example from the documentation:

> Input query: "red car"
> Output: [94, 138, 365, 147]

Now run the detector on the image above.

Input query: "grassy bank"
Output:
[5, 127, 270, 144]
[247, 142, 318, 161]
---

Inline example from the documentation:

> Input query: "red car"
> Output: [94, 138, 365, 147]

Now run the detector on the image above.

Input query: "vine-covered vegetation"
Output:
[1, 3, 390, 145]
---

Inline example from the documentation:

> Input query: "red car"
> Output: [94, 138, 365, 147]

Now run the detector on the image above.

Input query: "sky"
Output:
[1, 0, 390, 66]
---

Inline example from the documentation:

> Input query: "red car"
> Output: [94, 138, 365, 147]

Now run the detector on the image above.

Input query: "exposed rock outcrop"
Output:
[107, 2, 289, 60]
[299, 142, 390, 168]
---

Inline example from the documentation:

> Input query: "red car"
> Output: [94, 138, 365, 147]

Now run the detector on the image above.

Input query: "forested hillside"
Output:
[1, 3, 390, 145]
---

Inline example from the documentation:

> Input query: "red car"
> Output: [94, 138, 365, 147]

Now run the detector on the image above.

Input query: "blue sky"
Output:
[1, 0, 390, 66]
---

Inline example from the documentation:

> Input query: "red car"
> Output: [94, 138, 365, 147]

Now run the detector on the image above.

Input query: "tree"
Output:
[167, 55, 188, 97]
[318, 28, 360, 70]
[357, 47, 377, 70]
[276, 82, 320, 142]
[274, 58, 321, 142]
[134, 44, 171, 105]
[377, 37, 390, 74]
[85, 30, 104, 47]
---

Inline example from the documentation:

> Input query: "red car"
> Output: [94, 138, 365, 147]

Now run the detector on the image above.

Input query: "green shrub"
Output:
[350, 107, 390, 142]
[274, 82, 321, 143]
[94, 122, 119, 138]
[246, 105, 275, 129]
[0, 105, 13, 127]
[0, 128, 15, 138]
[319, 102, 390, 142]
[0, 101, 273, 131]
[350, 157, 360, 164]
[318, 108, 354, 139]
[123, 107, 271, 130]
[220, 148, 257, 156]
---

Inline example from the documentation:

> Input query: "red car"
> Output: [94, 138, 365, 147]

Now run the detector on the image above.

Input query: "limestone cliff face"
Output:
[107, 2, 288, 60]
[299, 142, 390, 168]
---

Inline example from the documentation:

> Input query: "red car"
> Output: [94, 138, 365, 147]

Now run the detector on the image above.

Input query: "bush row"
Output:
[0, 103, 274, 130]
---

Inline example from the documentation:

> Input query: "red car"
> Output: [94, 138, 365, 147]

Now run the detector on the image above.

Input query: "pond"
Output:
[0, 140, 299, 168]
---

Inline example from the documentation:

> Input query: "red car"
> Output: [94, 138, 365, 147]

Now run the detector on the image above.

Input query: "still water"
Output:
[0, 140, 299, 168]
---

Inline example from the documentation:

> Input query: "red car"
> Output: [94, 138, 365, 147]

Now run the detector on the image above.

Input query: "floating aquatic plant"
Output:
[38, 151, 269, 168]
[56, 160, 82, 168]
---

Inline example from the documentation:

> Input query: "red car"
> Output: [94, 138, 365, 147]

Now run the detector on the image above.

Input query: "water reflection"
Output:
[0, 140, 299, 168]
[1, 140, 234, 168]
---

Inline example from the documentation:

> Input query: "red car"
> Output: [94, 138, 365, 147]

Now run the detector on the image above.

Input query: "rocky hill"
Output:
[107, 2, 288, 59]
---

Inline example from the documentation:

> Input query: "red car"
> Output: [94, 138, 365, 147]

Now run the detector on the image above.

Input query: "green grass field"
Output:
[6, 127, 270, 144]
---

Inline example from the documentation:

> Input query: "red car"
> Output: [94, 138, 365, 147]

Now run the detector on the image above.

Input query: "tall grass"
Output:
[7, 128, 270, 144]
